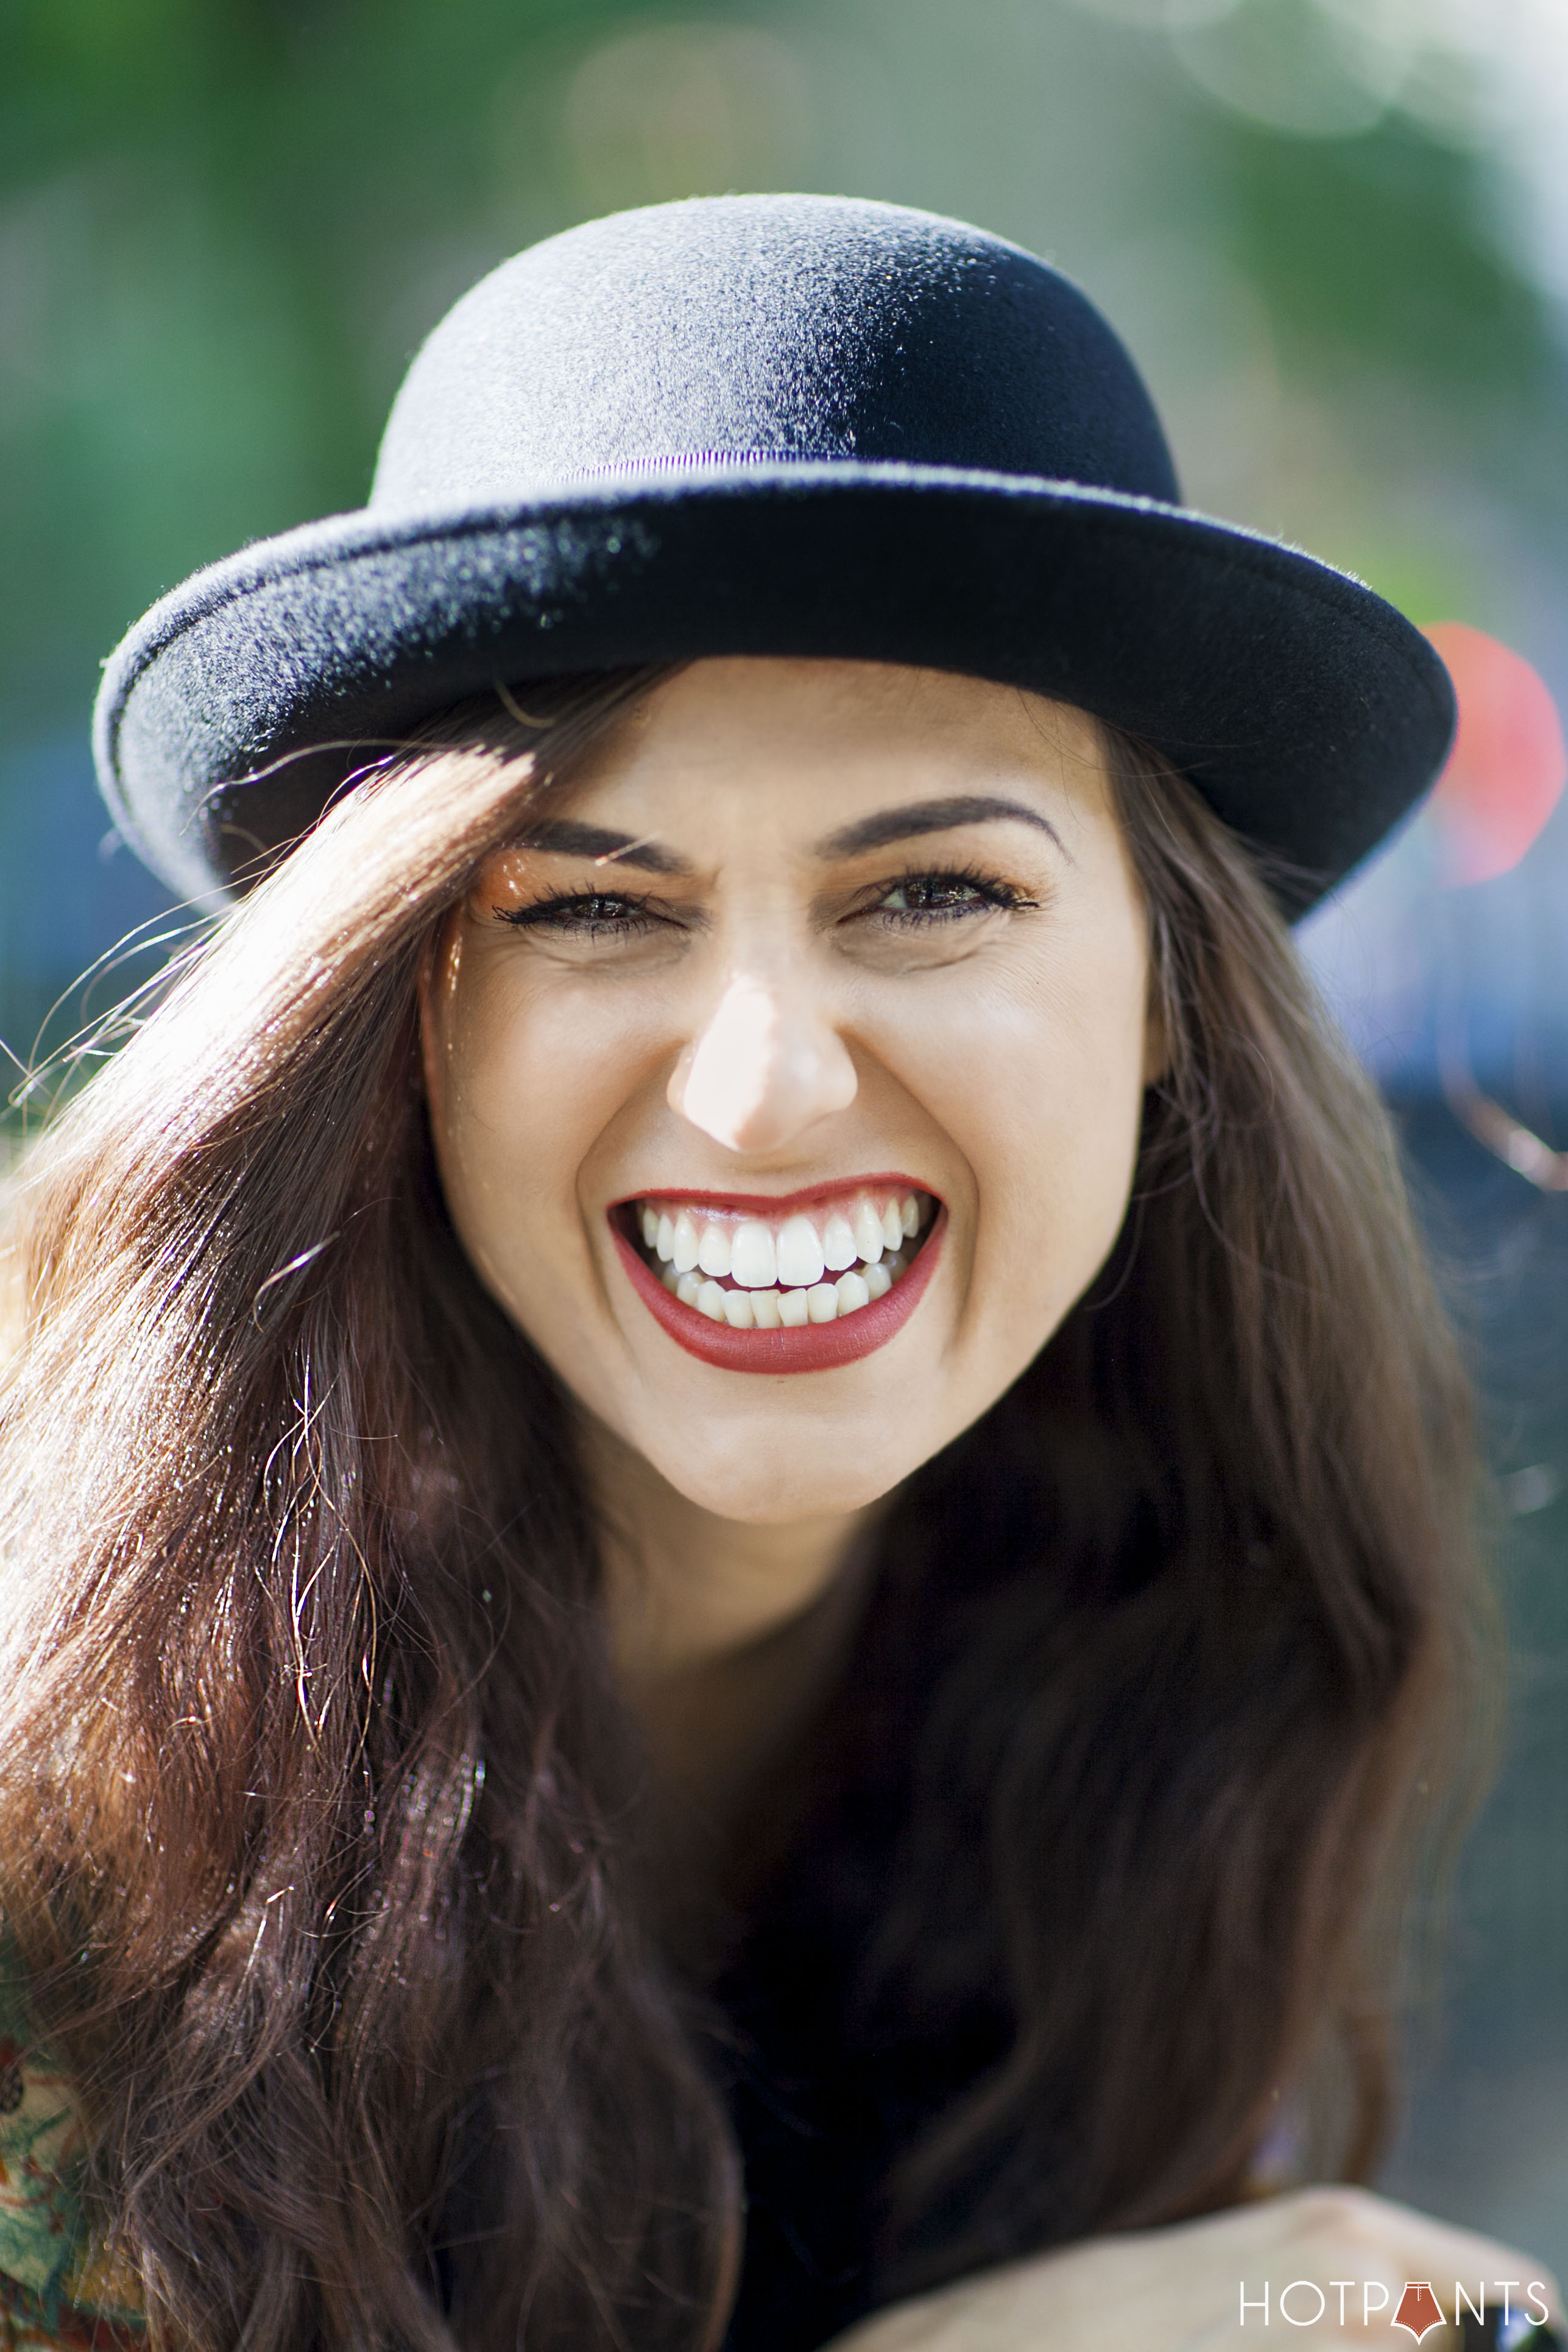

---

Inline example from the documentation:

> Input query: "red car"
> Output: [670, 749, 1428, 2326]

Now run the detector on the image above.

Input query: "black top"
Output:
[707, 1507, 1030, 2352]
[717, 1910, 1015, 2351]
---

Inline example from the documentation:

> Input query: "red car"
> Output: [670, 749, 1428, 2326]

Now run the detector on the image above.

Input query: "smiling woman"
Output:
[0, 197, 1558, 2352]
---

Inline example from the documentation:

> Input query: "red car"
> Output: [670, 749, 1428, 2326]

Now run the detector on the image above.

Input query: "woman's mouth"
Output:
[609, 1179, 944, 1373]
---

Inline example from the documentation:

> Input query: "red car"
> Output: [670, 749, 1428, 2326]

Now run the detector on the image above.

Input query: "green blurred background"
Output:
[4, 0, 1567, 2271]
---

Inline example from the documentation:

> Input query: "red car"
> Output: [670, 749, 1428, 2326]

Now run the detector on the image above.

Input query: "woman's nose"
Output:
[668, 967, 858, 1154]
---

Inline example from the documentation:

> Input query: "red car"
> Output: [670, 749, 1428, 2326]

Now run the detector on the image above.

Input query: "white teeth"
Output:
[697, 1222, 732, 1278]
[730, 1220, 778, 1288]
[853, 1199, 885, 1265]
[821, 1211, 857, 1273]
[776, 1214, 825, 1288]
[640, 1189, 932, 1327]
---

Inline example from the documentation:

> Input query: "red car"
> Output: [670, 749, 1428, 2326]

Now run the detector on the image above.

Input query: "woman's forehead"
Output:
[550, 656, 1112, 839]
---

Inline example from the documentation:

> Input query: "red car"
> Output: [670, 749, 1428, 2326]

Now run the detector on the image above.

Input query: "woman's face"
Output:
[422, 659, 1156, 1525]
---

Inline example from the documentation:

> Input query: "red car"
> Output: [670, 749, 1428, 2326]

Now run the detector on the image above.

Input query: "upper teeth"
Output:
[635, 1190, 931, 1323]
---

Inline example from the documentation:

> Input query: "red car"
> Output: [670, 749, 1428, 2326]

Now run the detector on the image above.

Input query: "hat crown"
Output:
[372, 194, 1180, 509]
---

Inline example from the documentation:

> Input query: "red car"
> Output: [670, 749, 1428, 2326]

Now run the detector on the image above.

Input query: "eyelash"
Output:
[868, 864, 1037, 925]
[494, 865, 1036, 938]
[497, 890, 665, 938]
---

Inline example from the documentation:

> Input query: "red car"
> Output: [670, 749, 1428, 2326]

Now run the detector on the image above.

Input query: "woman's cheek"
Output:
[432, 962, 654, 1287]
[424, 958, 554, 1287]
[943, 956, 1146, 1349]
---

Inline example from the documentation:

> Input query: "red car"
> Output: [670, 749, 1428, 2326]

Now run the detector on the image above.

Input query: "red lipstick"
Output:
[612, 1204, 945, 1375]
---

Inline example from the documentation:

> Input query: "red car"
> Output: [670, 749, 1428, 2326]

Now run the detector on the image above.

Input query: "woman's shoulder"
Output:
[0, 1942, 145, 2347]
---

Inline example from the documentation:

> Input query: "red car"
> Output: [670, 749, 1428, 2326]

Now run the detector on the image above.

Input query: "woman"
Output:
[0, 196, 1556, 2352]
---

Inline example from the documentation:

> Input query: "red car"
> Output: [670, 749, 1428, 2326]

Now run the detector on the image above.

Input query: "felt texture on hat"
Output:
[94, 194, 1455, 912]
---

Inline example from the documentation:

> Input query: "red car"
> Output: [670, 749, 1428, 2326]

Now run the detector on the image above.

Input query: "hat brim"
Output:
[94, 461, 1455, 916]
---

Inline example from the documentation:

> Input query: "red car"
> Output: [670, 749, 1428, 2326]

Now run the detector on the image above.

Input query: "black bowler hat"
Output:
[94, 193, 1454, 914]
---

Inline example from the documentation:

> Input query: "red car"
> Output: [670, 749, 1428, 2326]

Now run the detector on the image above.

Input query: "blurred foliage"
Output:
[0, 0, 676, 744]
[1221, 113, 1551, 403]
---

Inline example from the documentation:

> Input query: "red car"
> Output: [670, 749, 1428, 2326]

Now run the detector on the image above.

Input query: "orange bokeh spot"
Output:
[1424, 621, 1566, 885]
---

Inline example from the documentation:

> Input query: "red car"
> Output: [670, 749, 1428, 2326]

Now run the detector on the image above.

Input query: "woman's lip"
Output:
[609, 1171, 934, 1219]
[612, 1207, 946, 1376]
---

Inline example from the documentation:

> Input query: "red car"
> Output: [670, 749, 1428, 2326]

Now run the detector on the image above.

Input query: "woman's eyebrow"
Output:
[814, 795, 1072, 861]
[512, 819, 693, 875]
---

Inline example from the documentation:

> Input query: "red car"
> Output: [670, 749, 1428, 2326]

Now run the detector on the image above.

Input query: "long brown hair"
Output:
[0, 674, 1481, 2350]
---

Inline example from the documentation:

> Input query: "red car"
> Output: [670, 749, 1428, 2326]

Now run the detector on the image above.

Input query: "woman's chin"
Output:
[630, 1429, 915, 1529]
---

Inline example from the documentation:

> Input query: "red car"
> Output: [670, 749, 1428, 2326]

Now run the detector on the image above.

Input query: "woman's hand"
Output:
[823, 2188, 1562, 2352]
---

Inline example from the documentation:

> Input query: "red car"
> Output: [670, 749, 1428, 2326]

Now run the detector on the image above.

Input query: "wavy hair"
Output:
[0, 673, 1481, 2350]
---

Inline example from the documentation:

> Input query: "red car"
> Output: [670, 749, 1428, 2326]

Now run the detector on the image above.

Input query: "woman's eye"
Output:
[496, 892, 662, 939]
[870, 872, 1030, 924]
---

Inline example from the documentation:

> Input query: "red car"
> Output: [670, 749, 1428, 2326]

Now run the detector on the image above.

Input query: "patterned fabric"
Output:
[0, 1948, 145, 2348]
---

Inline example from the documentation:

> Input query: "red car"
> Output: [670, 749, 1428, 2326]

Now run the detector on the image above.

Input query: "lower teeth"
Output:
[656, 1250, 912, 1323]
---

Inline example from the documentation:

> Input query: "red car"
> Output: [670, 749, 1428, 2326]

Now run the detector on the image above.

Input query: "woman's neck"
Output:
[578, 1413, 886, 1930]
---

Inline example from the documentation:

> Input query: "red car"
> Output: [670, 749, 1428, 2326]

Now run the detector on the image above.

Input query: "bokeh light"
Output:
[1425, 620, 1567, 885]
[562, 23, 815, 214]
